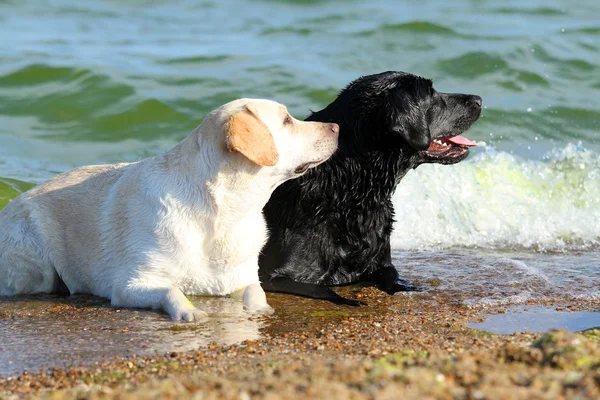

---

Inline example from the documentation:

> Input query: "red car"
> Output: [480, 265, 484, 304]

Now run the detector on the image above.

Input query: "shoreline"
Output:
[1, 287, 599, 399]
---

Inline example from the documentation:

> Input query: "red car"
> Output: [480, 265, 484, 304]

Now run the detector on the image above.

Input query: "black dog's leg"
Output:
[369, 265, 420, 295]
[261, 278, 366, 306]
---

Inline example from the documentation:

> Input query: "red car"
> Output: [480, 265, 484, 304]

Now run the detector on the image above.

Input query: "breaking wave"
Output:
[391, 143, 600, 251]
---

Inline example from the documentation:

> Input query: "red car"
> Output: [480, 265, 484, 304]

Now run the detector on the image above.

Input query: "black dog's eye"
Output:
[283, 114, 292, 125]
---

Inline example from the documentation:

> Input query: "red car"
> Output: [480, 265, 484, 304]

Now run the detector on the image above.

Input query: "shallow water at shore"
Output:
[469, 307, 600, 334]
[393, 249, 600, 306]
[1, 273, 598, 378]
[2, 291, 599, 398]
[0, 294, 265, 377]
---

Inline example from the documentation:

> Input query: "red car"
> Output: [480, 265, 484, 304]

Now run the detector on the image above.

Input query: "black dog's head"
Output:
[309, 71, 482, 165]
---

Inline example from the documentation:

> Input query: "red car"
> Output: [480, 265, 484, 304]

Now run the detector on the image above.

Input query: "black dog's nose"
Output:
[469, 96, 482, 108]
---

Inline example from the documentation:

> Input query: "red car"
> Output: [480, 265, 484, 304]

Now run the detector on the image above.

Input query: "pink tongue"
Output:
[444, 135, 477, 147]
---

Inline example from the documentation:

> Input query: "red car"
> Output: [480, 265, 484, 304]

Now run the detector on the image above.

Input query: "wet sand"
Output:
[0, 294, 266, 377]
[1, 287, 599, 399]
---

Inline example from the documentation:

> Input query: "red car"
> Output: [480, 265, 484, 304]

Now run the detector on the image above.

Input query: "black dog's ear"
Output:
[390, 107, 431, 151]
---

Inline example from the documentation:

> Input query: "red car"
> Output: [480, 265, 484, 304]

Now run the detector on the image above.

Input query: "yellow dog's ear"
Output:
[226, 104, 279, 167]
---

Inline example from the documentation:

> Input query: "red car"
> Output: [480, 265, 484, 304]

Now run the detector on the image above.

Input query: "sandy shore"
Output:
[1, 287, 599, 399]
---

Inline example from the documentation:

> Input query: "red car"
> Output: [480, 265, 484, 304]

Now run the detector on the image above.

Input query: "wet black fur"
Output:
[259, 71, 482, 305]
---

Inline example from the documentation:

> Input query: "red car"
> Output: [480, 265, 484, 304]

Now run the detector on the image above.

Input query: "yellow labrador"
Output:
[0, 98, 339, 321]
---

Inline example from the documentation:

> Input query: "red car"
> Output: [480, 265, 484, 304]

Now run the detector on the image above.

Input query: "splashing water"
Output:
[392, 144, 600, 251]
[390, 144, 600, 305]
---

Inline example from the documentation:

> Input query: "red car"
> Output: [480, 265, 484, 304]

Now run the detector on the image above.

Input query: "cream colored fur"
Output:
[0, 98, 339, 321]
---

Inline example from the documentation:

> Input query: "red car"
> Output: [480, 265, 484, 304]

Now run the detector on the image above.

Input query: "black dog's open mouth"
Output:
[420, 135, 477, 163]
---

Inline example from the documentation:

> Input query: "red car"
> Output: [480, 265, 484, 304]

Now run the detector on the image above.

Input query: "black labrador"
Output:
[259, 71, 482, 305]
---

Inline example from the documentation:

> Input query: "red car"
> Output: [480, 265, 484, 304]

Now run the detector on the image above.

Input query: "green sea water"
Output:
[0, 0, 599, 302]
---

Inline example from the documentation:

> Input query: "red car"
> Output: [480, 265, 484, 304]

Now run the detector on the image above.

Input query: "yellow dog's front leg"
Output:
[242, 283, 274, 314]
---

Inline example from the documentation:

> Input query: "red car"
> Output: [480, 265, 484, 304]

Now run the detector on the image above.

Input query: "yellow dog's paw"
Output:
[243, 303, 274, 315]
[242, 283, 274, 314]
[171, 307, 208, 322]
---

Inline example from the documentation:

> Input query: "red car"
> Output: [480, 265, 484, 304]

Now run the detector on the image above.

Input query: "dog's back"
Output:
[0, 163, 130, 296]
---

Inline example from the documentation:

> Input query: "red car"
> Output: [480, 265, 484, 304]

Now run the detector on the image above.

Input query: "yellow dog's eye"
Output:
[283, 114, 292, 125]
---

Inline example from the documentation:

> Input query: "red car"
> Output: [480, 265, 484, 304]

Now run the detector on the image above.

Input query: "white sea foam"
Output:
[391, 144, 600, 251]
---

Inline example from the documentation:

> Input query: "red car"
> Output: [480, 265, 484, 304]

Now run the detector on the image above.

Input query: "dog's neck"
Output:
[153, 133, 277, 227]
[208, 166, 275, 211]
[320, 144, 417, 198]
